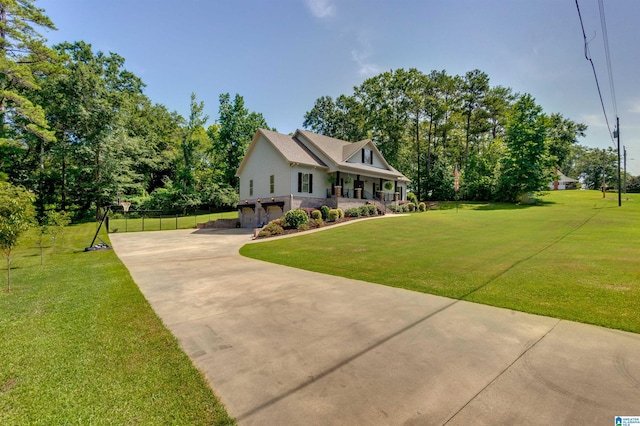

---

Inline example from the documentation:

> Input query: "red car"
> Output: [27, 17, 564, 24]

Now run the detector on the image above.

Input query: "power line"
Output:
[598, 0, 618, 118]
[575, 0, 616, 147]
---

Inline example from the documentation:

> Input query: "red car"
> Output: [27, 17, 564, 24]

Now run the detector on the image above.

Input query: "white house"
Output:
[549, 168, 579, 190]
[235, 129, 410, 228]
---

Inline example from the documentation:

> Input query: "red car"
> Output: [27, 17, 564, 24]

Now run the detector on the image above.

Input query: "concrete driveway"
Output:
[110, 228, 640, 425]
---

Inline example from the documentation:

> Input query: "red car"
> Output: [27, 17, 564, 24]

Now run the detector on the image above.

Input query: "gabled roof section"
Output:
[236, 129, 327, 176]
[237, 128, 409, 181]
[342, 139, 369, 161]
[297, 129, 407, 180]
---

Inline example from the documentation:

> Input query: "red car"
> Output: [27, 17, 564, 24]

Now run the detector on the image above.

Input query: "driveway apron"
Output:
[110, 228, 640, 425]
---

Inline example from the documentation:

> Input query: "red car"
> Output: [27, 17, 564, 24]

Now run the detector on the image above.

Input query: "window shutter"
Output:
[309, 174, 313, 193]
[362, 149, 365, 163]
[298, 172, 302, 192]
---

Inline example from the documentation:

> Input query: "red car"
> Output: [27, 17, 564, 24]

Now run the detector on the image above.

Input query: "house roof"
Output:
[236, 128, 410, 182]
[554, 170, 578, 183]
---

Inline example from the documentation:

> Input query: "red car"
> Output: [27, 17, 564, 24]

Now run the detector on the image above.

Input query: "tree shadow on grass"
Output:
[435, 200, 556, 211]
[472, 200, 556, 211]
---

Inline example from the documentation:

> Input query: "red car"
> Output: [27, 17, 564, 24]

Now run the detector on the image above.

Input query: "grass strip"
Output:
[0, 223, 234, 425]
[108, 211, 238, 233]
[240, 191, 640, 333]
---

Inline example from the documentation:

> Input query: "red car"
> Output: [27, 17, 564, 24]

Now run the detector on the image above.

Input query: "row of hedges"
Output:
[387, 202, 427, 213]
[258, 204, 377, 237]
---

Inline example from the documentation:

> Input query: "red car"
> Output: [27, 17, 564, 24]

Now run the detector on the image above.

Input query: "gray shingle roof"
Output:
[237, 128, 409, 181]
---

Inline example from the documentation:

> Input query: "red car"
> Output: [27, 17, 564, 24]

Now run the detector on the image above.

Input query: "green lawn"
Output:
[0, 223, 234, 425]
[240, 190, 640, 333]
[108, 211, 238, 233]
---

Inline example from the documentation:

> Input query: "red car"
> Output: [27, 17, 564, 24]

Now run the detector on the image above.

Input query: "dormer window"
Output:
[362, 148, 373, 165]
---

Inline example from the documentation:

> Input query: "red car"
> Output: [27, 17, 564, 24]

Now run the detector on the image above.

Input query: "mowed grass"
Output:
[240, 190, 640, 333]
[0, 223, 234, 425]
[108, 211, 238, 233]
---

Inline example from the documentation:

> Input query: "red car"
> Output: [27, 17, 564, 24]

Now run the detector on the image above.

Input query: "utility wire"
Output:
[575, 0, 616, 147]
[599, 0, 618, 118]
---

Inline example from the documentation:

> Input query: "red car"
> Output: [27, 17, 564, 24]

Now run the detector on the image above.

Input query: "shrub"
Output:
[262, 220, 284, 236]
[406, 202, 416, 212]
[345, 207, 360, 218]
[358, 205, 369, 217]
[311, 210, 322, 220]
[418, 202, 426, 212]
[328, 209, 339, 222]
[401, 204, 409, 212]
[407, 192, 418, 205]
[284, 209, 309, 229]
[320, 205, 330, 220]
[367, 204, 377, 215]
[387, 204, 398, 212]
[271, 217, 286, 227]
[309, 218, 324, 228]
[337, 208, 344, 218]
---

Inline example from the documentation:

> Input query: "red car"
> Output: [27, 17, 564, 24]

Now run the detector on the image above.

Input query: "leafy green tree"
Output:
[0, 182, 35, 290]
[303, 94, 367, 141]
[545, 113, 587, 173]
[46, 209, 70, 254]
[0, 0, 58, 145]
[497, 94, 551, 202]
[572, 146, 617, 190]
[212, 93, 271, 189]
[37, 41, 145, 219]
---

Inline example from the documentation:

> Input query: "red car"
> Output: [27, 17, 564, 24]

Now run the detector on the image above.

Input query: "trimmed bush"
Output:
[406, 202, 416, 212]
[320, 205, 330, 220]
[345, 207, 360, 218]
[328, 209, 339, 222]
[358, 205, 369, 217]
[401, 204, 409, 212]
[260, 220, 284, 237]
[418, 202, 426, 212]
[284, 209, 309, 229]
[387, 204, 398, 212]
[309, 218, 324, 228]
[273, 217, 286, 226]
[367, 204, 377, 215]
[407, 192, 418, 205]
[311, 210, 322, 220]
[337, 208, 344, 218]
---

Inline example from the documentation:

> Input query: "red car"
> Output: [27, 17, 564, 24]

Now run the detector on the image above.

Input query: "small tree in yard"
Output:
[0, 183, 36, 291]
[46, 210, 71, 254]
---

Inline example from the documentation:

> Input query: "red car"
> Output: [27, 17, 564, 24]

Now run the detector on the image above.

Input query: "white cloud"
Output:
[628, 99, 640, 114]
[306, 0, 335, 19]
[351, 30, 380, 77]
[351, 50, 381, 77]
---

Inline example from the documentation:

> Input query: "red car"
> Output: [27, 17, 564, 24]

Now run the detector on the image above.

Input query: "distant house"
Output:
[549, 168, 578, 190]
[235, 129, 410, 228]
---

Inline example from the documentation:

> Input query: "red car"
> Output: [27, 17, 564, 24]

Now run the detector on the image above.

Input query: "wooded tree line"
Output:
[303, 68, 626, 201]
[0, 1, 271, 221]
[0, 1, 632, 226]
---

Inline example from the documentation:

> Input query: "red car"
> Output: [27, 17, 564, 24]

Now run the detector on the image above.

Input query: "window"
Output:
[362, 148, 373, 165]
[297, 172, 313, 193]
[270, 175, 275, 193]
[249, 179, 253, 196]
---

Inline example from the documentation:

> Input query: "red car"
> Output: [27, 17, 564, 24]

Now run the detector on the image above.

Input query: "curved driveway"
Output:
[110, 227, 640, 425]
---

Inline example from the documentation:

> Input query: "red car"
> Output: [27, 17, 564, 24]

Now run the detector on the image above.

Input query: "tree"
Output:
[212, 93, 271, 189]
[497, 94, 551, 202]
[0, 182, 35, 291]
[545, 113, 587, 173]
[572, 146, 617, 190]
[0, 0, 58, 145]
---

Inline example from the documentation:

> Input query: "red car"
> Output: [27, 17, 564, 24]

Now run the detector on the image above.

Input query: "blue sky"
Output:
[38, 0, 640, 174]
